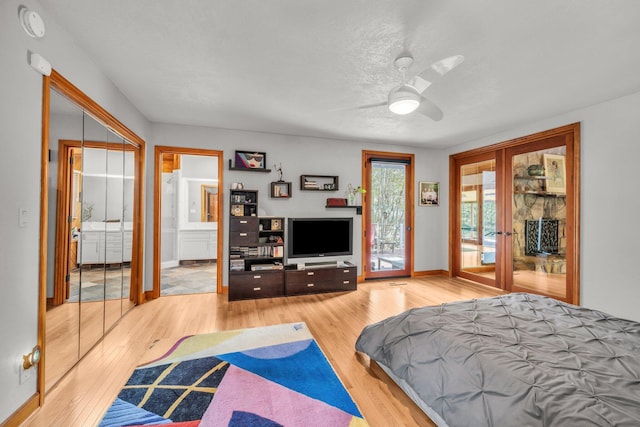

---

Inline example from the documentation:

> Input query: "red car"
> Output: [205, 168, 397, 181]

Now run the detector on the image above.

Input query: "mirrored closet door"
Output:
[44, 71, 144, 393]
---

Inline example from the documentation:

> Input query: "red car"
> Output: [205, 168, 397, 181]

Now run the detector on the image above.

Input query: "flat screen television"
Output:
[287, 217, 353, 264]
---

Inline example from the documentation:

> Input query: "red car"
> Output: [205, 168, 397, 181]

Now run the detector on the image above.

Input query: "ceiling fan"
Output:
[358, 54, 464, 121]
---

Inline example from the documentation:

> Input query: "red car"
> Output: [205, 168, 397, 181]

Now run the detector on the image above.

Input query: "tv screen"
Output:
[287, 217, 353, 259]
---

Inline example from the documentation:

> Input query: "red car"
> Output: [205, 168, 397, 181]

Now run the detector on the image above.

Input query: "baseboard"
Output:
[1, 393, 40, 427]
[413, 269, 448, 277]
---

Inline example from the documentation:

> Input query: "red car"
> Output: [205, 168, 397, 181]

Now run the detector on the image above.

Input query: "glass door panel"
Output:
[459, 159, 497, 284]
[509, 146, 567, 300]
[366, 158, 411, 278]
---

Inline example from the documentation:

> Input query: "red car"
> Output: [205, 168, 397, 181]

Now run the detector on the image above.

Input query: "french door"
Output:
[451, 124, 580, 303]
[363, 151, 414, 278]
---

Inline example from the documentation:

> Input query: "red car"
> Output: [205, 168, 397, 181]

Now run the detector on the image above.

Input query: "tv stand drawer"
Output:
[286, 268, 335, 284]
[229, 271, 284, 300]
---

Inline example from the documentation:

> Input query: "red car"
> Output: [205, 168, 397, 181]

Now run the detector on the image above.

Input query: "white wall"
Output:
[0, 0, 149, 422]
[444, 90, 640, 322]
[148, 123, 444, 287]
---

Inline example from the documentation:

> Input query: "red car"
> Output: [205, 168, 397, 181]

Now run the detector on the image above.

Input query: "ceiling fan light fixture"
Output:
[388, 86, 420, 115]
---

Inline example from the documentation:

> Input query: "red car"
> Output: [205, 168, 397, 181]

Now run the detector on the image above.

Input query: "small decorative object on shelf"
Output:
[346, 184, 366, 206]
[270, 181, 292, 198]
[274, 163, 284, 181]
[229, 150, 271, 172]
[300, 175, 339, 191]
[527, 164, 545, 176]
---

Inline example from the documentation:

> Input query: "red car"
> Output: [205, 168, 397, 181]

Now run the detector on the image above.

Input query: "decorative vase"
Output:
[348, 194, 355, 206]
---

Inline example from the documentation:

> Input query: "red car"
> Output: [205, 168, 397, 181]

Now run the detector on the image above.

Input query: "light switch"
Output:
[19, 208, 28, 228]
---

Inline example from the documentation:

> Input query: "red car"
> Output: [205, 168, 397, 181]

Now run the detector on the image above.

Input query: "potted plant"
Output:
[346, 184, 366, 206]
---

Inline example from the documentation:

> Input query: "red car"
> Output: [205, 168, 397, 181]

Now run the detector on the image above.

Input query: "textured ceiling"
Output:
[41, 0, 640, 148]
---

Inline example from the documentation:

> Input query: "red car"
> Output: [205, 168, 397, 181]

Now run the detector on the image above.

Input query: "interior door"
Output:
[453, 152, 503, 288]
[450, 124, 579, 303]
[363, 151, 413, 279]
[505, 138, 572, 301]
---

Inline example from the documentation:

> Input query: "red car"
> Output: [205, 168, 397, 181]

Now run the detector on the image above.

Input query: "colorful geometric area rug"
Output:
[99, 322, 369, 426]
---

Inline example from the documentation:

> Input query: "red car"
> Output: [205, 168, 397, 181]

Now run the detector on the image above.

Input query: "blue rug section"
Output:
[229, 410, 284, 427]
[98, 398, 172, 426]
[218, 339, 361, 417]
[115, 355, 229, 422]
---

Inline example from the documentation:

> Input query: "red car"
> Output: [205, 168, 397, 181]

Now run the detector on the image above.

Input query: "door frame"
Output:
[449, 122, 580, 303]
[152, 146, 224, 298]
[362, 150, 414, 279]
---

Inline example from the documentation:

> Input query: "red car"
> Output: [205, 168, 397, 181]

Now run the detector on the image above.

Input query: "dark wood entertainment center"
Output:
[228, 189, 357, 301]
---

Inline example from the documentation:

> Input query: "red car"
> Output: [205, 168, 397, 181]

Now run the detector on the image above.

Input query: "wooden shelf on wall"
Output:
[325, 205, 362, 215]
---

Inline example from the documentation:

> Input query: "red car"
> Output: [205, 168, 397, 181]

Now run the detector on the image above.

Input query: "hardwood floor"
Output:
[24, 275, 503, 427]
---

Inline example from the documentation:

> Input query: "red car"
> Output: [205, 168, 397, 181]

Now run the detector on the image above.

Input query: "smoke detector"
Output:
[19, 6, 46, 38]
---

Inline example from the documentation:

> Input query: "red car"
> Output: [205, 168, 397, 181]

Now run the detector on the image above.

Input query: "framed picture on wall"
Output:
[543, 154, 566, 194]
[234, 150, 266, 169]
[419, 181, 439, 206]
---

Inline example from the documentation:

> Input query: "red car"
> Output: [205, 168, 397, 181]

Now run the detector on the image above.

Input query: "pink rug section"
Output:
[200, 365, 355, 427]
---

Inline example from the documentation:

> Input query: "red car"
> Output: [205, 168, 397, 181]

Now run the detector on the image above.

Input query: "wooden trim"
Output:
[37, 75, 50, 408]
[52, 143, 72, 306]
[49, 70, 144, 149]
[451, 123, 580, 159]
[2, 393, 40, 427]
[413, 269, 449, 277]
[153, 146, 225, 297]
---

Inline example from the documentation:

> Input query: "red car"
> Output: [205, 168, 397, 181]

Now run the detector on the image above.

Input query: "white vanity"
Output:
[77, 222, 133, 264]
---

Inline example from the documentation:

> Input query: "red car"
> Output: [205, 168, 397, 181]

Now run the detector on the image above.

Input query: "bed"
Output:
[355, 293, 640, 426]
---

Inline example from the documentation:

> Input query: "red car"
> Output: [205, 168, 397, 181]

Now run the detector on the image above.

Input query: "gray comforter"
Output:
[355, 293, 640, 426]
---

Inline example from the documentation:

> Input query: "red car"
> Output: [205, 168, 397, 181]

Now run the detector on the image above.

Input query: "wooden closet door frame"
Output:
[449, 123, 580, 304]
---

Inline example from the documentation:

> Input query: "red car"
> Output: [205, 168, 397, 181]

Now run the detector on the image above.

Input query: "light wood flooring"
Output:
[24, 275, 504, 427]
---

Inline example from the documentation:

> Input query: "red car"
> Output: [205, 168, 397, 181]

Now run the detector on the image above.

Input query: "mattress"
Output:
[355, 293, 640, 426]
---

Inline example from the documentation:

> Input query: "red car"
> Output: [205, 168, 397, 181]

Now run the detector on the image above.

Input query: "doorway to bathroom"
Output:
[153, 146, 224, 297]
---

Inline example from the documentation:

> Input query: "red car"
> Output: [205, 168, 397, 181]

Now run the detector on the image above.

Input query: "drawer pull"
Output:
[240, 220, 248, 224]
[253, 275, 261, 279]
[240, 232, 248, 236]
[253, 287, 261, 291]
[307, 271, 315, 276]
[343, 280, 350, 284]
[307, 283, 315, 287]
[343, 269, 350, 273]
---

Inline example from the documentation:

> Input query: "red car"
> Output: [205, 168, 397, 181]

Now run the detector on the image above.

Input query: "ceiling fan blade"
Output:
[330, 101, 387, 112]
[416, 96, 444, 121]
[352, 101, 388, 110]
[411, 55, 465, 94]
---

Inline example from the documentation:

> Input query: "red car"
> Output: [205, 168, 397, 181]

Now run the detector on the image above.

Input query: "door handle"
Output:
[504, 231, 513, 236]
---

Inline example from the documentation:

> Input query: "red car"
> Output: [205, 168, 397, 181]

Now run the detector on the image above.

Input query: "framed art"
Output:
[543, 154, 566, 194]
[419, 181, 439, 206]
[234, 150, 266, 169]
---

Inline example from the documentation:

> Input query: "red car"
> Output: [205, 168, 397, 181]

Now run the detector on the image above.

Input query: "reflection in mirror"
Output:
[79, 115, 107, 357]
[201, 185, 218, 222]
[122, 146, 135, 315]
[45, 88, 82, 391]
[104, 129, 125, 333]
[43, 70, 145, 395]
